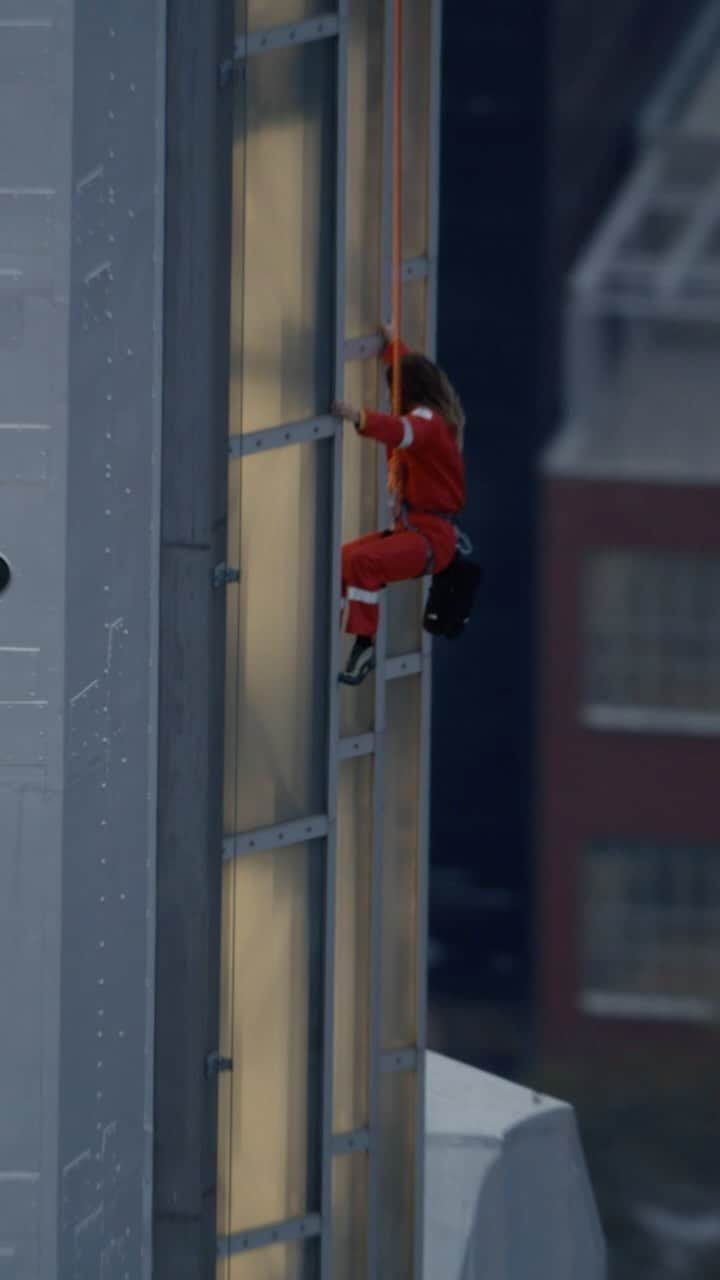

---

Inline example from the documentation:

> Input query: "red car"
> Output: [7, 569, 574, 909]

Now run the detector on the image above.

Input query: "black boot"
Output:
[339, 636, 376, 686]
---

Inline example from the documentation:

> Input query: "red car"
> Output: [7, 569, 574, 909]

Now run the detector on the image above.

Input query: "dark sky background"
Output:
[430, 0, 704, 1012]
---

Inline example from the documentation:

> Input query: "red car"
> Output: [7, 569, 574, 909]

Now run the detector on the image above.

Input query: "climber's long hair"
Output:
[387, 353, 466, 451]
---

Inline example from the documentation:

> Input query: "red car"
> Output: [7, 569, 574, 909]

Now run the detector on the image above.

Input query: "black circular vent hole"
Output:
[0, 558, 10, 595]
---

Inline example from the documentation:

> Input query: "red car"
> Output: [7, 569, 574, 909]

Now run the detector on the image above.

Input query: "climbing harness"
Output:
[396, 499, 473, 576]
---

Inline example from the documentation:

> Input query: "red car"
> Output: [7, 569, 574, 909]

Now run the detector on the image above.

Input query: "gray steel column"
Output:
[0, 4, 73, 1274]
[153, 0, 234, 1277]
[62, 0, 167, 1273]
[413, 6, 444, 1276]
[0, 0, 166, 1276]
[320, 2, 350, 1276]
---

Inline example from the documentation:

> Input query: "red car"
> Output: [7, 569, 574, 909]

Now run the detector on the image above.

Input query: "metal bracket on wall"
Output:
[223, 813, 330, 861]
[331, 1129, 370, 1155]
[218, 1215, 323, 1258]
[205, 1052, 233, 1079]
[385, 651, 423, 680]
[219, 12, 339, 88]
[344, 333, 384, 362]
[229, 415, 336, 458]
[235, 14, 339, 61]
[218, 57, 238, 89]
[402, 255, 430, 282]
[212, 562, 240, 589]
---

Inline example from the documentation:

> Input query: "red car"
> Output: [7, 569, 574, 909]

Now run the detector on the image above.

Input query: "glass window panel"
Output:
[345, 0, 384, 338]
[223, 456, 244, 837]
[387, 579, 423, 657]
[228, 61, 247, 435]
[334, 757, 373, 1132]
[243, 0, 329, 34]
[227, 1241, 318, 1280]
[223, 843, 324, 1233]
[583, 551, 720, 715]
[402, 0, 431, 260]
[342, 360, 380, 545]
[390, 281, 427, 656]
[340, 361, 380, 736]
[402, 277, 428, 354]
[217, 861, 237, 1242]
[381, 677, 421, 1049]
[332, 1152, 369, 1280]
[224, 446, 331, 834]
[581, 841, 720, 1010]
[224, 75, 248, 835]
[378, 1071, 416, 1279]
[232, 41, 335, 434]
[340, 660, 375, 739]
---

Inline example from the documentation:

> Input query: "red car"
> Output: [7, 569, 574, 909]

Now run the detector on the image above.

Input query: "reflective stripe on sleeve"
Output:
[399, 417, 414, 448]
[347, 586, 380, 605]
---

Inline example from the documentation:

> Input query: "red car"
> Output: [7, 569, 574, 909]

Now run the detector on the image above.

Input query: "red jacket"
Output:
[359, 338, 466, 519]
[359, 404, 466, 516]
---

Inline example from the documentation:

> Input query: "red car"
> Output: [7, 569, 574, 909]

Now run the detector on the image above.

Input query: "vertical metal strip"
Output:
[320, 8, 349, 1279]
[144, 0, 167, 1271]
[367, 2, 397, 1275]
[367, 454, 388, 1280]
[414, 1, 443, 1275]
[391, 0, 404, 412]
[222, 1, 248, 1264]
[425, 0, 443, 362]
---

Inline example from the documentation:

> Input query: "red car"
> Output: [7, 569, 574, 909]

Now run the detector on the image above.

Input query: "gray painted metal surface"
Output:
[424, 1054, 607, 1280]
[152, 0, 234, 1275]
[0, 0, 165, 1275]
[0, 6, 68, 1276]
[320, 3, 349, 1275]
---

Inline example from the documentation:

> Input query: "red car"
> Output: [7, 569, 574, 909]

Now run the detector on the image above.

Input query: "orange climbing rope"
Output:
[391, 0, 403, 416]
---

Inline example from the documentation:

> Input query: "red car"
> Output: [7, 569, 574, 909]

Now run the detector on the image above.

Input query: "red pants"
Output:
[342, 527, 454, 636]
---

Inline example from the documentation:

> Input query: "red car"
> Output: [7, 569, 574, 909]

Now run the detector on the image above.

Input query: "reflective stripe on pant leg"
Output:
[342, 533, 389, 637]
[347, 588, 380, 636]
[343, 529, 426, 636]
[347, 586, 380, 606]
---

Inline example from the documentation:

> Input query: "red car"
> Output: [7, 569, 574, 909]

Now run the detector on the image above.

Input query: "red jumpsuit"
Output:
[342, 368, 466, 637]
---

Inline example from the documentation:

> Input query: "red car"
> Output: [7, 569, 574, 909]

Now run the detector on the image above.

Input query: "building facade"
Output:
[0, 1, 441, 1277]
[429, 0, 706, 1021]
[538, 16, 720, 1050]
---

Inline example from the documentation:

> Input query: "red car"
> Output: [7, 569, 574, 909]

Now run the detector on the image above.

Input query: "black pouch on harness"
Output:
[423, 554, 483, 639]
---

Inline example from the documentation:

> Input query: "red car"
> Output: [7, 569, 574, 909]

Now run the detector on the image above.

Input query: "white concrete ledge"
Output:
[425, 1053, 606, 1280]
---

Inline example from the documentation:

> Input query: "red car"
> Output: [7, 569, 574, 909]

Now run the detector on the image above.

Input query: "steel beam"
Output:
[365, 1, 397, 1272]
[320, 5, 349, 1277]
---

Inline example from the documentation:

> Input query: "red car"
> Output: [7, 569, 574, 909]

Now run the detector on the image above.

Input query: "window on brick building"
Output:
[580, 839, 720, 1019]
[583, 550, 720, 729]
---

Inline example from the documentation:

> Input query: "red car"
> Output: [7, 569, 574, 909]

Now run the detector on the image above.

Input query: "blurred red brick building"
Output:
[537, 39, 720, 1049]
[538, 473, 720, 1047]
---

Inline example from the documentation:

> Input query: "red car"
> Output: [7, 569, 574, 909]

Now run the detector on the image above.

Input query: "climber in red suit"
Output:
[332, 335, 466, 685]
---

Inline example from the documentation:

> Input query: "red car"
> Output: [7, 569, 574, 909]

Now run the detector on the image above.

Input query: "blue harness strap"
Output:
[398, 501, 472, 575]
